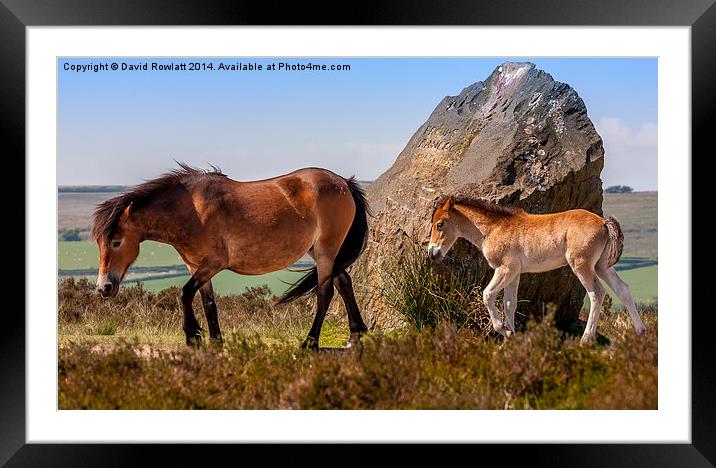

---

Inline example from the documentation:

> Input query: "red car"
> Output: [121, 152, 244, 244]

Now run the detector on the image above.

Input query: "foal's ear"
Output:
[442, 196, 454, 212]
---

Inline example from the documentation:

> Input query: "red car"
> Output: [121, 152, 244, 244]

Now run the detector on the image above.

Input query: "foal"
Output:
[427, 196, 646, 343]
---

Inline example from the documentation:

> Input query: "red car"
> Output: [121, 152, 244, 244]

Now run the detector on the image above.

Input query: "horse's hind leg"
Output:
[334, 271, 368, 347]
[302, 275, 335, 350]
[200, 281, 223, 345]
[596, 266, 646, 335]
[301, 240, 342, 350]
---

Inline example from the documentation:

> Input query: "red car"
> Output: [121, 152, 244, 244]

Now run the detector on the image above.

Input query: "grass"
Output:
[59, 312, 657, 410]
[58, 277, 345, 349]
[56, 191, 658, 410]
[58, 278, 657, 410]
[381, 244, 492, 334]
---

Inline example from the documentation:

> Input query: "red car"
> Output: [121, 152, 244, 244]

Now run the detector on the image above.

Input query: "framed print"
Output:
[4, 0, 714, 465]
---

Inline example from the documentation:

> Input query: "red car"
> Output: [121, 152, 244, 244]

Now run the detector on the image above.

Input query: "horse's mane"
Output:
[91, 162, 226, 244]
[433, 194, 524, 217]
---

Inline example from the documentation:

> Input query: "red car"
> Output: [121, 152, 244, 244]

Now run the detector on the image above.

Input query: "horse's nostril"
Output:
[101, 283, 113, 294]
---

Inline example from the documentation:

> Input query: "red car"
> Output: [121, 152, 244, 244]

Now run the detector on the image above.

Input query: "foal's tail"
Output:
[275, 177, 371, 305]
[602, 216, 624, 267]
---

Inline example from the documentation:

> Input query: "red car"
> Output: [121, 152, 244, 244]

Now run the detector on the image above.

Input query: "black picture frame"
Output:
[4, 0, 713, 465]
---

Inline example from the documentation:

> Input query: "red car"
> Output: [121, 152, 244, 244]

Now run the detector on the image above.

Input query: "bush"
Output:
[605, 185, 634, 194]
[60, 228, 82, 241]
[58, 312, 658, 410]
[381, 244, 491, 334]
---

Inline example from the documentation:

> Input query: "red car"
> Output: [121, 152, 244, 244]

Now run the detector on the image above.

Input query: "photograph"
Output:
[56, 56, 659, 410]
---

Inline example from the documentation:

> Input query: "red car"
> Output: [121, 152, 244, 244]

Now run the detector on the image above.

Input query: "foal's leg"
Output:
[483, 265, 519, 337]
[333, 270, 368, 347]
[181, 261, 222, 347]
[596, 266, 646, 334]
[503, 275, 520, 334]
[571, 263, 605, 344]
[199, 281, 223, 345]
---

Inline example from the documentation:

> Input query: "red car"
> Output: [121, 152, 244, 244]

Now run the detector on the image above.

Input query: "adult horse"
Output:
[92, 164, 370, 349]
[427, 195, 646, 344]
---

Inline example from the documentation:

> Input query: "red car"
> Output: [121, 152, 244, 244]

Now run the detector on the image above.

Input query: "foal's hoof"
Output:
[635, 325, 647, 335]
[300, 337, 319, 351]
[579, 335, 595, 346]
[494, 323, 513, 338]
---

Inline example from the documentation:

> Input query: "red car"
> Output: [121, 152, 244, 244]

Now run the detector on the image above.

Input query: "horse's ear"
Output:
[443, 196, 454, 212]
[121, 202, 133, 220]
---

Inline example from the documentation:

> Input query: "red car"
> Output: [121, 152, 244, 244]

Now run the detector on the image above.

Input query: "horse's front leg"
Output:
[503, 275, 520, 334]
[181, 261, 222, 348]
[483, 265, 519, 337]
[200, 281, 223, 346]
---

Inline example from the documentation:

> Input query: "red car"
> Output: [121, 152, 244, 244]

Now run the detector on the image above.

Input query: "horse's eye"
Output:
[111, 240, 122, 248]
[436, 222, 444, 230]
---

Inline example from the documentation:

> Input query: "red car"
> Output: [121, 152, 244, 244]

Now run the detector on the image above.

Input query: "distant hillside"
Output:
[59, 186, 128, 193]
[603, 191, 657, 259]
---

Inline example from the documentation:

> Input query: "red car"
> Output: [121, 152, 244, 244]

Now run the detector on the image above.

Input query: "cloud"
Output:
[595, 118, 657, 191]
[597, 117, 657, 150]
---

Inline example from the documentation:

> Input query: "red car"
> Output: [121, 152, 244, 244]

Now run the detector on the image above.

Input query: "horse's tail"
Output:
[275, 177, 371, 305]
[602, 216, 624, 267]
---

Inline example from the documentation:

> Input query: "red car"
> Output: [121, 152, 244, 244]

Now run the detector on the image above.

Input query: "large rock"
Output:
[351, 62, 605, 330]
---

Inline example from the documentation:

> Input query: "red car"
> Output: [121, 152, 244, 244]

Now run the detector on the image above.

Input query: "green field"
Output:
[59, 240, 309, 296]
[139, 269, 308, 296]
[612, 265, 657, 304]
[58, 190, 658, 300]
[59, 240, 183, 270]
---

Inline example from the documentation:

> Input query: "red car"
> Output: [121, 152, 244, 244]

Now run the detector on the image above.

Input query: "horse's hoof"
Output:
[300, 337, 319, 351]
[347, 332, 365, 348]
[186, 334, 203, 348]
[209, 337, 224, 348]
[636, 325, 647, 335]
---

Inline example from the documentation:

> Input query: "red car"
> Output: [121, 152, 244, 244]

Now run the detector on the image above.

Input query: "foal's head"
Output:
[94, 203, 141, 298]
[428, 196, 459, 261]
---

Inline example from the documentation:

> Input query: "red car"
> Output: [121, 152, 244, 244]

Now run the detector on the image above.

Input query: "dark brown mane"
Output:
[91, 163, 226, 244]
[433, 194, 523, 217]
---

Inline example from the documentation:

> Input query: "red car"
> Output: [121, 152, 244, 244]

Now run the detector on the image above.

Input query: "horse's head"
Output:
[95, 203, 141, 298]
[428, 196, 459, 261]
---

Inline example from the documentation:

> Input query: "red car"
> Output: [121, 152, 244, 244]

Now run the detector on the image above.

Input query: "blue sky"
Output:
[58, 57, 657, 190]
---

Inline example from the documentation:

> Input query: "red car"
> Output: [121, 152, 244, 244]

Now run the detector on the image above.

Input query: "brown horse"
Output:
[91, 164, 370, 349]
[427, 195, 646, 344]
